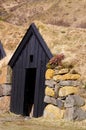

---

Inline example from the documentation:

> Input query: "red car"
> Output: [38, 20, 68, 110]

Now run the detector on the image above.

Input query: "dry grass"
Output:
[0, 20, 86, 83]
[34, 21, 86, 82]
[0, 0, 86, 89]
[0, 0, 86, 27]
[0, 112, 86, 130]
[0, 21, 26, 51]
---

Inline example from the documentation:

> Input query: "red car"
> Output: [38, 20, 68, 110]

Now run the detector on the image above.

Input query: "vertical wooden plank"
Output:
[19, 52, 26, 114]
[12, 63, 18, 113]
[22, 43, 28, 68]
[12, 54, 23, 114]
[10, 67, 16, 112]
[34, 41, 50, 117]
[14, 65, 19, 113]
[26, 37, 31, 68]
[37, 49, 47, 116]
[29, 35, 38, 68]
[20, 69, 26, 114]
[33, 40, 42, 117]
[16, 50, 26, 114]
[19, 43, 30, 114]
[30, 35, 35, 55]
[16, 55, 22, 113]
[17, 43, 29, 114]
[29, 35, 35, 68]
[33, 35, 39, 68]
[13, 66, 19, 113]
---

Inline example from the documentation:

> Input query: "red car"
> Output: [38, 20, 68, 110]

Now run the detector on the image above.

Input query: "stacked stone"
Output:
[0, 66, 11, 113]
[43, 66, 86, 121]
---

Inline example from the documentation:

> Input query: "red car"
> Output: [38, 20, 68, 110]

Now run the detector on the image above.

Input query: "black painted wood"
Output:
[0, 41, 6, 60]
[8, 23, 52, 67]
[10, 66, 16, 113]
[37, 48, 46, 116]
[8, 23, 53, 117]
[33, 43, 42, 117]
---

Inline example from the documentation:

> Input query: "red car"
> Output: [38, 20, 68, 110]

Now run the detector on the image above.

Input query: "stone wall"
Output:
[0, 66, 12, 113]
[43, 56, 86, 121]
[0, 84, 11, 113]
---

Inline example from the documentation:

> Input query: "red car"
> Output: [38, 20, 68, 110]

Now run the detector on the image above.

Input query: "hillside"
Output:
[0, 21, 26, 68]
[0, 21, 86, 84]
[0, 0, 86, 28]
[0, 0, 86, 85]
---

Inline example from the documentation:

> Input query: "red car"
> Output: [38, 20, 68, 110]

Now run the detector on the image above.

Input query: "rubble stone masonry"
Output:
[43, 58, 86, 121]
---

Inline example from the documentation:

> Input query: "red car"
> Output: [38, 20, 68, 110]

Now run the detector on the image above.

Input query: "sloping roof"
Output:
[8, 23, 53, 67]
[0, 41, 6, 60]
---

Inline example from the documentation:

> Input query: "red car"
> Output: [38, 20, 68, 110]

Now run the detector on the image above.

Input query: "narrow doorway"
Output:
[23, 68, 36, 117]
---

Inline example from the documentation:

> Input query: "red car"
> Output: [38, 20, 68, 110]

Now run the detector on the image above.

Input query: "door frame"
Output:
[23, 68, 37, 116]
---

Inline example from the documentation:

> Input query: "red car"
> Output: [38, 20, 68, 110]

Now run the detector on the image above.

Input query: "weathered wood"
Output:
[10, 66, 16, 113]
[37, 49, 48, 116]
[8, 23, 53, 117]
[33, 43, 41, 117]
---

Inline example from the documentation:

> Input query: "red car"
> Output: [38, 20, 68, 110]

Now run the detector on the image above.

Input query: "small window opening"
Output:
[30, 55, 33, 62]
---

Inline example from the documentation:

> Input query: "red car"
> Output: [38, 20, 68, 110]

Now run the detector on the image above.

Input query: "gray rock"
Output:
[44, 96, 64, 108]
[75, 108, 86, 121]
[59, 80, 81, 87]
[45, 79, 57, 88]
[56, 98, 64, 108]
[44, 96, 57, 105]
[3, 84, 11, 96]
[44, 95, 51, 104]
[64, 107, 86, 121]
[64, 107, 77, 121]
[54, 84, 60, 98]
[0, 85, 3, 96]
[64, 95, 76, 108]
[64, 95, 85, 108]
[0, 84, 11, 96]
[50, 97, 57, 105]
[73, 94, 85, 107]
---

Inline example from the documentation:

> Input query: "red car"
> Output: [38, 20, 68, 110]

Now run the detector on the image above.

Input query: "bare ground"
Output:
[0, 112, 86, 130]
